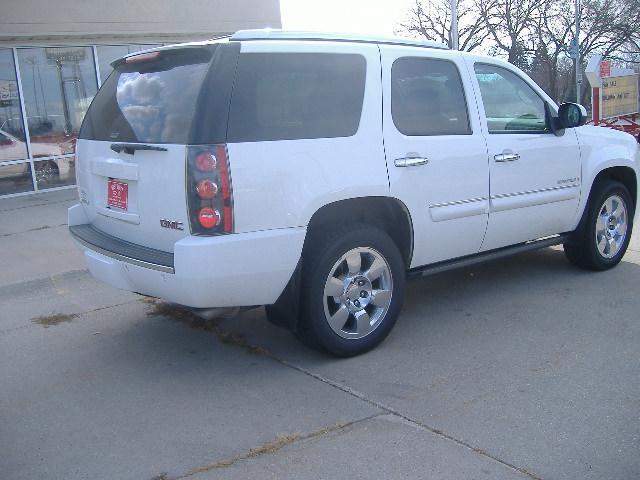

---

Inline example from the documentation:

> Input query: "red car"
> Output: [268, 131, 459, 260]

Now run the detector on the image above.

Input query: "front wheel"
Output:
[564, 180, 634, 270]
[297, 225, 406, 357]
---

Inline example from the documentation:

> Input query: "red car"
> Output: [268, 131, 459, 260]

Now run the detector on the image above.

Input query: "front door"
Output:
[381, 46, 490, 268]
[468, 62, 582, 251]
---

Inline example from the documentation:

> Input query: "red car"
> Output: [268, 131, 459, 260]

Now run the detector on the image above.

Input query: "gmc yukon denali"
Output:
[69, 30, 639, 356]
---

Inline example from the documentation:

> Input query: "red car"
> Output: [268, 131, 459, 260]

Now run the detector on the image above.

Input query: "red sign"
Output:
[107, 179, 128, 211]
[600, 60, 611, 78]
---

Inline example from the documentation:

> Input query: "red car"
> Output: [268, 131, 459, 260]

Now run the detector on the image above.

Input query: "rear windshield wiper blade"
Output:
[111, 143, 168, 155]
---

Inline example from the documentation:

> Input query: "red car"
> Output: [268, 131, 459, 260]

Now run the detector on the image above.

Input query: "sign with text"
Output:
[601, 74, 639, 118]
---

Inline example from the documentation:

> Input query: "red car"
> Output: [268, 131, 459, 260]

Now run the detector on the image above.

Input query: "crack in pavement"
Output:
[0, 223, 67, 238]
[0, 196, 75, 213]
[162, 414, 383, 479]
[151, 303, 544, 480]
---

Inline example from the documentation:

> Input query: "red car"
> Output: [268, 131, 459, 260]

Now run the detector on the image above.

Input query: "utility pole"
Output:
[575, 0, 581, 103]
[450, 0, 459, 50]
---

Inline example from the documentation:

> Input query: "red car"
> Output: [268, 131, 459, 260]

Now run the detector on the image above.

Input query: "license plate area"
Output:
[107, 179, 128, 211]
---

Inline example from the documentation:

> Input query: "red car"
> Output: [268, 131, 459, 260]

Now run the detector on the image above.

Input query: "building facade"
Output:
[0, 0, 281, 197]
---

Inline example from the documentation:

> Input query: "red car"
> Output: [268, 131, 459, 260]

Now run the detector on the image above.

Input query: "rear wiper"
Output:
[110, 143, 168, 155]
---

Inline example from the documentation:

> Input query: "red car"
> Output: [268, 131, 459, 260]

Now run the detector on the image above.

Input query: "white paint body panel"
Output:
[228, 40, 388, 233]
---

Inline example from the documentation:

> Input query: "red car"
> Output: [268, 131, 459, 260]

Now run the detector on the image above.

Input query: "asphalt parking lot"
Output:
[1, 189, 639, 480]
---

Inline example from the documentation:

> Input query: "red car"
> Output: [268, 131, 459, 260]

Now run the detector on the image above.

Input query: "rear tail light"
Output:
[195, 151, 216, 172]
[195, 179, 218, 199]
[186, 145, 233, 235]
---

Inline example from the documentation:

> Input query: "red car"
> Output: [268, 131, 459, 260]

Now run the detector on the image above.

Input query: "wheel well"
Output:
[304, 197, 414, 267]
[593, 166, 637, 209]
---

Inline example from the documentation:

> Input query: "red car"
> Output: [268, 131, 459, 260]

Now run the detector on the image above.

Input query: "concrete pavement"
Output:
[1, 189, 638, 479]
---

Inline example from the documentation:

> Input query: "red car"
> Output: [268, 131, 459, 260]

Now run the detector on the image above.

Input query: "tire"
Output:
[297, 224, 406, 357]
[564, 179, 634, 271]
[35, 160, 60, 186]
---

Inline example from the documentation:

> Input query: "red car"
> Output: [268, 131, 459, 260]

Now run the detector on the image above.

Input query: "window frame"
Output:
[390, 56, 473, 137]
[473, 62, 552, 135]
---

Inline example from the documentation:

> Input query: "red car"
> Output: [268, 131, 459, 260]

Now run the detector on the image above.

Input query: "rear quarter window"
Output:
[227, 53, 366, 142]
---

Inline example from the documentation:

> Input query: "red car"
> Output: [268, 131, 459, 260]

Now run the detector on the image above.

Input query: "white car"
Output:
[69, 30, 639, 356]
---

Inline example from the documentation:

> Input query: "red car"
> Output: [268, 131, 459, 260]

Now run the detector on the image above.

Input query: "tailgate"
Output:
[76, 139, 188, 252]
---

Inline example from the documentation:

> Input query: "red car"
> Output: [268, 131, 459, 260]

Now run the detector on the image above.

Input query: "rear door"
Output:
[76, 43, 237, 252]
[380, 46, 489, 268]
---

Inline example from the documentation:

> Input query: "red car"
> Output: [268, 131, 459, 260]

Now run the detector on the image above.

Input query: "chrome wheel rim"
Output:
[35, 162, 57, 185]
[322, 247, 393, 340]
[595, 194, 628, 259]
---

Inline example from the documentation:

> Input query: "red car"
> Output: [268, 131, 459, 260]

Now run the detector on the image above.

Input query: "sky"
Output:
[280, 0, 416, 36]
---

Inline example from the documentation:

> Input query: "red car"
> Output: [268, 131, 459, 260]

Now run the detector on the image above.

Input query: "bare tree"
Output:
[397, 0, 487, 51]
[475, 0, 546, 65]
[398, 0, 640, 105]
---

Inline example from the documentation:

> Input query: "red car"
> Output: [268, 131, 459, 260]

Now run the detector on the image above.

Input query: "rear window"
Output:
[227, 53, 366, 143]
[79, 45, 235, 144]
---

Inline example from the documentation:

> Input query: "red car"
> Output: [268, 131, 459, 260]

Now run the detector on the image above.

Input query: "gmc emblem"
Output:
[160, 219, 184, 231]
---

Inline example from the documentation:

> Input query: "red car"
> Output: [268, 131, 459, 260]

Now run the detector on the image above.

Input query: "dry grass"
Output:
[31, 313, 78, 328]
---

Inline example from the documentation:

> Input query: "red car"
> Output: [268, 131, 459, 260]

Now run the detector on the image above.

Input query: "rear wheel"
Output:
[34, 160, 60, 186]
[564, 180, 634, 270]
[297, 225, 406, 357]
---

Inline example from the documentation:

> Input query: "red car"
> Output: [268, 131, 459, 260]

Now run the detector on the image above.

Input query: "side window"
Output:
[391, 57, 471, 136]
[227, 53, 366, 142]
[474, 64, 547, 133]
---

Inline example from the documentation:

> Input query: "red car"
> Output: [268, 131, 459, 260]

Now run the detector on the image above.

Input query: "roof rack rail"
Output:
[230, 29, 449, 50]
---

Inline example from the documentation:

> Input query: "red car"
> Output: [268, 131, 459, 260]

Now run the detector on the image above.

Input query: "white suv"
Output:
[69, 30, 639, 356]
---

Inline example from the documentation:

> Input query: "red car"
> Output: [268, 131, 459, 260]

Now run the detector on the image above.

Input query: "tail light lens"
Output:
[187, 145, 233, 235]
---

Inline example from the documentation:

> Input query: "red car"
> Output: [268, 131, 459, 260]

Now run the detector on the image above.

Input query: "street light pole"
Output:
[450, 0, 459, 50]
[575, 0, 581, 103]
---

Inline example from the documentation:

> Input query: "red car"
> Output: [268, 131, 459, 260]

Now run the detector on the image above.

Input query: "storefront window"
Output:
[96, 45, 159, 84]
[34, 156, 75, 190]
[0, 49, 28, 162]
[17, 47, 97, 158]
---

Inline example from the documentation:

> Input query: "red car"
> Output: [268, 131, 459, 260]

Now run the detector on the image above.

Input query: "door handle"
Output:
[494, 152, 520, 162]
[395, 153, 429, 167]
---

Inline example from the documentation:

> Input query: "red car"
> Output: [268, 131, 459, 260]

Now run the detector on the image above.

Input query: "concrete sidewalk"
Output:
[0, 189, 85, 287]
[1, 190, 639, 480]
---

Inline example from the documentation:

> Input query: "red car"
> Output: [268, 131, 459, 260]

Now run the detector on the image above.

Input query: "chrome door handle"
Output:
[494, 152, 520, 162]
[394, 154, 429, 167]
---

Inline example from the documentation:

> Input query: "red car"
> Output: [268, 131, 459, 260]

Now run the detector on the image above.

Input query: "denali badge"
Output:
[160, 219, 184, 231]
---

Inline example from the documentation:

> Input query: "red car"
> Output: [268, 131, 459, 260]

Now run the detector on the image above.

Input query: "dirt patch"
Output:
[32, 313, 78, 328]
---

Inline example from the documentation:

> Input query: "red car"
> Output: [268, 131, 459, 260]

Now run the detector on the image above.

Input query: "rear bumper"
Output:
[68, 204, 306, 308]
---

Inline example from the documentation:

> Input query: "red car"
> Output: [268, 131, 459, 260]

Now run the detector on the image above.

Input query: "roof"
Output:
[230, 29, 449, 50]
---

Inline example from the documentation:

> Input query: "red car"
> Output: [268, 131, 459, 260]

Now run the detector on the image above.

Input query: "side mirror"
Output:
[557, 103, 587, 129]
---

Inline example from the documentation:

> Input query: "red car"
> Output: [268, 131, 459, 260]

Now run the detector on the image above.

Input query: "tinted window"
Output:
[474, 64, 547, 133]
[392, 57, 471, 136]
[80, 47, 215, 144]
[228, 53, 366, 142]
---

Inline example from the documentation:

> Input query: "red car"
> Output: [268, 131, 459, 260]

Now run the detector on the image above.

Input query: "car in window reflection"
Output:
[0, 128, 73, 186]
